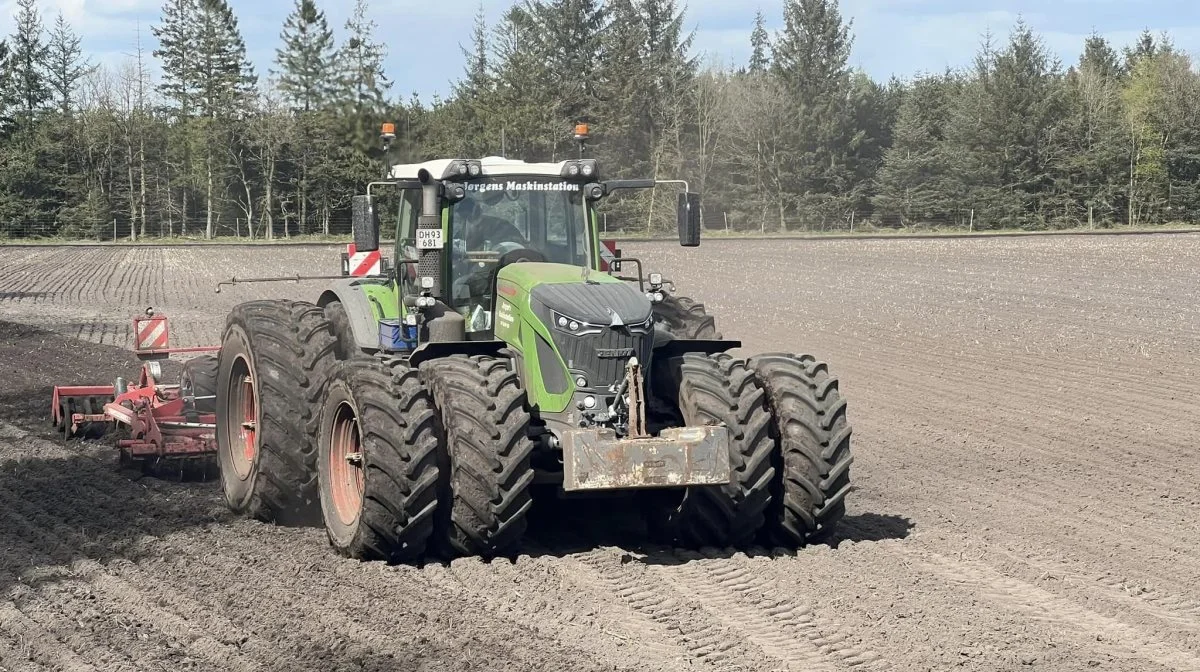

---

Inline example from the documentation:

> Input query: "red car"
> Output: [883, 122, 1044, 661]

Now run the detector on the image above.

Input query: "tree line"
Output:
[0, 0, 1197, 239]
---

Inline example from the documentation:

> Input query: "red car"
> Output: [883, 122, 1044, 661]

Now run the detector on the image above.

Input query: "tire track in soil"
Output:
[0, 631, 49, 672]
[170, 529, 627, 671]
[905, 548, 1200, 672]
[675, 548, 886, 670]
[565, 546, 809, 670]
[985, 544, 1200, 638]
[0, 445, 285, 672]
[421, 555, 692, 671]
[858, 408, 1200, 597]
[0, 603, 94, 672]
[0, 497, 214, 671]
[67, 560, 261, 672]
[840, 353, 1200, 559]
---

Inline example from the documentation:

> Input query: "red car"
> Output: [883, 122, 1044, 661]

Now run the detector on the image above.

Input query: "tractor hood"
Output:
[497, 262, 653, 327]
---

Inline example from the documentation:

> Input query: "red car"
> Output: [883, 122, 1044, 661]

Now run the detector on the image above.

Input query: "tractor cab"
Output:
[386, 157, 600, 335]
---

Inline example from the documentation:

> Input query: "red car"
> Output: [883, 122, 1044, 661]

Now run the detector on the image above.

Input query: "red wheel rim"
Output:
[329, 401, 365, 526]
[229, 355, 256, 479]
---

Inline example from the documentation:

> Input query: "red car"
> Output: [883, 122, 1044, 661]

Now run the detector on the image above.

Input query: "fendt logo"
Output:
[596, 348, 635, 358]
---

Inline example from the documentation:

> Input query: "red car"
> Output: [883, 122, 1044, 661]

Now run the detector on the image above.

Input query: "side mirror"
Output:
[677, 192, 701, 247]
[352, 195, 379, 253]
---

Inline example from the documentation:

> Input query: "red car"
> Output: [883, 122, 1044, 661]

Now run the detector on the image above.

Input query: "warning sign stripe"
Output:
[138, 319, 168, 350]
[599, 240, 618, 271]
[345, 243, 381, 276]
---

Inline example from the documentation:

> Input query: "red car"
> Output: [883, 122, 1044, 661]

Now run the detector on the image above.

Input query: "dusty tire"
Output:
[749, 353, 853, 546]
[419, 355, 535, 558]
[653, 293, 720, 340]
[645, 353, 774, 547]
[180, 355, 218, 414]
[317, 359, 440, 562]
[216, 299, 336, 525]
[324, 301, 367, 361]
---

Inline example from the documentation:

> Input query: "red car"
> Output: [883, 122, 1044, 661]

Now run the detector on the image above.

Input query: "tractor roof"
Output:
[387, 156, 577, 181]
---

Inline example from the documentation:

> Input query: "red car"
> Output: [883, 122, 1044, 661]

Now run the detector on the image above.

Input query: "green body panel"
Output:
[498, 261, 621, 290]
[492, 262, 614, 414]
[359, 281, 401, 321]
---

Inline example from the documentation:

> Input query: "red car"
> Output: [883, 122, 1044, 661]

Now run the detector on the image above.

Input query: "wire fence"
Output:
[1, 209, 1193, 243]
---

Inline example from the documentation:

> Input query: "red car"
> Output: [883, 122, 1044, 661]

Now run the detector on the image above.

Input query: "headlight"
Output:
[552, 310, 594, 335]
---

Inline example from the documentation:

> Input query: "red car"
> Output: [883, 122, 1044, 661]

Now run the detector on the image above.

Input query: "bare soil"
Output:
[0, 235, 1198, 671]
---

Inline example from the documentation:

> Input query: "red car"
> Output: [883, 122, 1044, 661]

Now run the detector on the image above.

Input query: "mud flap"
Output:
[561, 426, 732, 492]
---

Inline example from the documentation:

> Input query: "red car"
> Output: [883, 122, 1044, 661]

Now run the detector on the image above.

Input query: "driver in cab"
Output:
[454, 192, 527, 253]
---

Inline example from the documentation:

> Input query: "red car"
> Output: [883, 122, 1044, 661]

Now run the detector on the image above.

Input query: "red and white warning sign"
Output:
[345, 243, 382, 277]
[134, 315, 169, 351]
[598, 239, 620, 271]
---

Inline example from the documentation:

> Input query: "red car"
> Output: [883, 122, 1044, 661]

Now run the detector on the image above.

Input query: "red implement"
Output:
[50, 308, 221, 466]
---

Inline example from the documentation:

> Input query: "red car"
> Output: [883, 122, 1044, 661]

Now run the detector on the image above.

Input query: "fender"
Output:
[317, 279, 392, 354]
[652, 338, 742, 360]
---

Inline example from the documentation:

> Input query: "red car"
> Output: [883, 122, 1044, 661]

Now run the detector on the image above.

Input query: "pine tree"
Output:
[873, 72, 966, 226]
[441, 1, 495, 155]
[749, 10, 771, 75]
[153, 0, 200, 234]
[489, 5, 560, 160]
[336, 0, 392, 212]
[9, 0, 50, 123]
[524, 0, 605, 157]
[771, 0, 856, 227]
[1061, 34, 1127, 226]
[273, 0, 337, 233]
[273, 0, 337, 113]
[192, 0, 257, 238]
[457, 1, 490, 100]
[0, 40, 15, 137]
[338, 0, 391, 118]
[595, 0, 649, 172]
[46, 13, 91, 116]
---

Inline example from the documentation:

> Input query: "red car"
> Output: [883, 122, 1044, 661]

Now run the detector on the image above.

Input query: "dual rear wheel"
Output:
[216, 299, 851, 560]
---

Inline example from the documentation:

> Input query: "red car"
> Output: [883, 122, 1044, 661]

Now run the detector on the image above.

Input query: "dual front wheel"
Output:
[215, 299, 852, 562]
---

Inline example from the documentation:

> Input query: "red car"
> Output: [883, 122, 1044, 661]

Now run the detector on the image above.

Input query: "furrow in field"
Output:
[904, 548, 1200, 672]
[431, 552, 693, 670]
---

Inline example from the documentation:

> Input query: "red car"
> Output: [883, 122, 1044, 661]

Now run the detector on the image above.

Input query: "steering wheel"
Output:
[467, 248, 547, 298]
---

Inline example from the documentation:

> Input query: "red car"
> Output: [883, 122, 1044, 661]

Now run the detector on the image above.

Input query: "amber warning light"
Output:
[381, 122, 396, 140]
[574, 123, 589, 140]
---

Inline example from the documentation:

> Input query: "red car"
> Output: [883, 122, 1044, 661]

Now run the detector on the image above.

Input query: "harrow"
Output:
[50, 308, 221, 474]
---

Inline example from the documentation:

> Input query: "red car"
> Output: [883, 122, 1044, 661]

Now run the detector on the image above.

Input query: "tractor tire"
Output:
[749, 353, 853, 546]
[324, 301, 368, 361]
[419, 355, 536, 558]
[216, 299, 337, 525]
[644, 352, 774, 548]
[653, 293, 721, 340]
[180, 355, 218, 414]
[316, 358, 440, 562]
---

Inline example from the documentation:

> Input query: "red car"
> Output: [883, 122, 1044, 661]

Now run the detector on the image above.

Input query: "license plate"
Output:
[416, 229, 444, 250]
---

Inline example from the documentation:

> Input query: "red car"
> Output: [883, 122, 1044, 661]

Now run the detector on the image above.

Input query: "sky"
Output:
[1, 0, 1198, 102]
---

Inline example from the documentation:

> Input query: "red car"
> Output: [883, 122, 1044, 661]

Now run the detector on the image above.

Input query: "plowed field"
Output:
[1, 235, 1199, 671]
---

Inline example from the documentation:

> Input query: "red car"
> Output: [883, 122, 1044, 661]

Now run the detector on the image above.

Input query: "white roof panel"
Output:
[388, 156, 576, 180]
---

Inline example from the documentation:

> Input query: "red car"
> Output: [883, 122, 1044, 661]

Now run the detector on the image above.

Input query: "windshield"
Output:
[449, 177, 590, 332]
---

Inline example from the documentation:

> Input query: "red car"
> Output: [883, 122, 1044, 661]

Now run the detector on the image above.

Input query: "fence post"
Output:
[113, 218, 117, 242]
[969, 209, 975, 232]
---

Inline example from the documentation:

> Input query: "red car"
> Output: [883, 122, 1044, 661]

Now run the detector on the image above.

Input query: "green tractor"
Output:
[214, 139, 853, 562]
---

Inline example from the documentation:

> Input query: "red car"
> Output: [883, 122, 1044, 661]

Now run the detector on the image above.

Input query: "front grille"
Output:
[551, 326, 653, 389]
